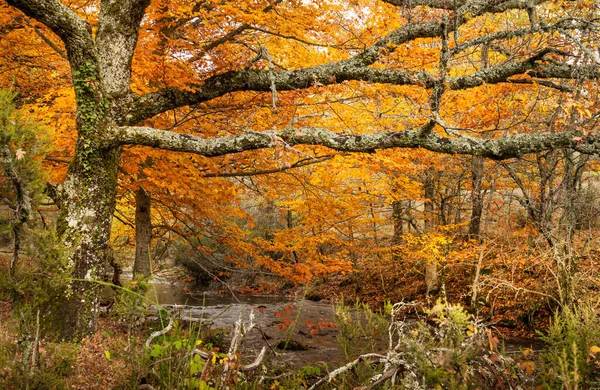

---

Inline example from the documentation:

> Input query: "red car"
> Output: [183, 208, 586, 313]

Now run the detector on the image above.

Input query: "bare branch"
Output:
[189, 0, 284, 62]
[29, 22, 68, 60]
[507, 78, 574, 92]
[240, 347, 267, 372]
[145, 315, 173, 347]
[203, 155, 335, 177]
[307, 353, 387, 390]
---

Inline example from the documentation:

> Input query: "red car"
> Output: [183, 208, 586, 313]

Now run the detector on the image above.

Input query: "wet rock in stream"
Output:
[275, 339, 309, 351]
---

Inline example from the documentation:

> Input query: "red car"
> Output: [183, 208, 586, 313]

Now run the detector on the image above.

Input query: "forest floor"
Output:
[3, 250, 597, 388]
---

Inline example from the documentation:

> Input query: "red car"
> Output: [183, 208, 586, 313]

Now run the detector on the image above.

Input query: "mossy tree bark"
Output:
[6, 0, 150, 340]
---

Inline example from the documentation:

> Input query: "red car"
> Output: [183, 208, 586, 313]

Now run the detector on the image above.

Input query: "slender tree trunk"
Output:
[468, 156, 484, 240]
[391, 200, 404, 263]
[554, 150, 587, 308]
[133, 186, 152, 279]
[423, 168, 438, 295]
[10, 222, 22, 276]
[2, 143, 32, 276]
[469, 45, 488, 241]
[470, 243, 486, 308]
[286, 209, 299, 263]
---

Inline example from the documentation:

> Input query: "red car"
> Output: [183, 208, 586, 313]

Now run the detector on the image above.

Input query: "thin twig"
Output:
[30, 309, 40, 370]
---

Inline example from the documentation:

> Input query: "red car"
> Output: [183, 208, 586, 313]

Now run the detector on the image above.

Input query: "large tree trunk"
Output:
[55, 142, 121, 340]
[3, 0, 151, 341]
[133, 186, 152, 279]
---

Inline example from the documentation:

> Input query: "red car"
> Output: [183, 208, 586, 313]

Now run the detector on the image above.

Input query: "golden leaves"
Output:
[520, 360, 536, 376]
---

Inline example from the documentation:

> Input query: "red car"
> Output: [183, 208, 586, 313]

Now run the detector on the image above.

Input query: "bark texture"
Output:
[133, 186, 152, 279]
[468, 156, 484, 239]
[423, 169, 439, 295]
[391, 200, 405, 263]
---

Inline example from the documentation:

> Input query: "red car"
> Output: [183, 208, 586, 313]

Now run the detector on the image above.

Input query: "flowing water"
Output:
[147, 283, 345, 369]
[143, 282, 544, 369]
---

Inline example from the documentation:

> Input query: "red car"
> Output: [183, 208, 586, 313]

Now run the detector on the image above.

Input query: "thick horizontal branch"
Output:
[449, 48, 596, 89]
[109, 124, 600, 160]
[119, 17, 442, 124]
[126, 0, 544, 124]
[119, 47, 597, 126]
[118, 66, 418, 125]
[110, 126, 273, 156]
[116, 0, 576, 125]
[382, 0, 546, 13]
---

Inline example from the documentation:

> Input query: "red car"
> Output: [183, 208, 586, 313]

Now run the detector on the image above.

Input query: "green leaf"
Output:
[150, 345, 162, 357]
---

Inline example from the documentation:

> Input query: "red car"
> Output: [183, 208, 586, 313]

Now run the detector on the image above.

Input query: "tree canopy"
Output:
[1, 0, 600, 339]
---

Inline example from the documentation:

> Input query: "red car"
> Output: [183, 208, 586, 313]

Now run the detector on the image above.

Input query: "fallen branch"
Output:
[240, 347, 267, 372]
[357, 366, 400, 390]
[220, 311, 260, 386]
[145, 315, 173, 348]
[307, 353, 386, 390]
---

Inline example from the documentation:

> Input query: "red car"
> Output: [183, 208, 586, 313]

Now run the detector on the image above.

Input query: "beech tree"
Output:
[3, 0, 600, 340]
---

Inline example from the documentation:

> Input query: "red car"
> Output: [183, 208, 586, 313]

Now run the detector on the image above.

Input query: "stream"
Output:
[147, 283, 344, 369]
[143, 282, 545, 369]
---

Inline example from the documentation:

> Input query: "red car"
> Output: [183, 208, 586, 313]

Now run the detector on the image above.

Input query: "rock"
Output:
[276, 339, 309, 351]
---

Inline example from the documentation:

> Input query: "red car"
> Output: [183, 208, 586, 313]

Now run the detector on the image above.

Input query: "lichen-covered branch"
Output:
[119, 45, 598, 125]
[111, 123, 598, 160]
[127, 0, 540, 124]
[381, 0, 547, 11]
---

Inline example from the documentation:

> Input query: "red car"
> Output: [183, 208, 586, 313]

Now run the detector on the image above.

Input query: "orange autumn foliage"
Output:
[2, 0, 600, 299]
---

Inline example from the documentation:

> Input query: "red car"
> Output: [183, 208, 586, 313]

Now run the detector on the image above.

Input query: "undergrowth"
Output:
[3, 264, 600, 390]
